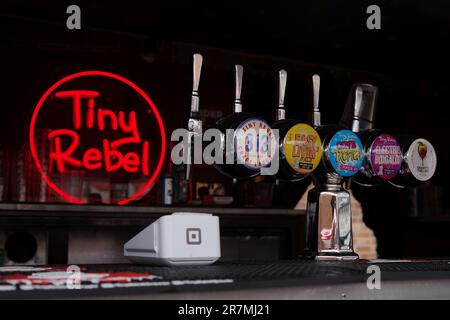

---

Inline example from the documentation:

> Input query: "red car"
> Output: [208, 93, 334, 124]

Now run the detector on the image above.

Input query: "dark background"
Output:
[0, 1, 449, 257]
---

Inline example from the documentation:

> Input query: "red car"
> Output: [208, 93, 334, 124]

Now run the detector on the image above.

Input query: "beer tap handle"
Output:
[312, 74, 321, 127]
[191, 53, 203, 114]
[234, 65, 243, 113]
[276, 69, 287, 121]
[186, 53, 203, 180]
[351, 86, 364, 133]
[341, 83, 378, 131]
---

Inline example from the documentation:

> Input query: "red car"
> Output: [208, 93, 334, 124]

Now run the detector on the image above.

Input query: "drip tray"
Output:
[1, 259, 450, 299]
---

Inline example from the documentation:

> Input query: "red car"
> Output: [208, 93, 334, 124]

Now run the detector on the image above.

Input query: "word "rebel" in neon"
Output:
[49, 90, 149, 175]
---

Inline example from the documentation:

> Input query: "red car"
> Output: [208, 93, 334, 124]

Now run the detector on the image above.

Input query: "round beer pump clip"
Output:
[320, 129, 365, 178]
[353, 130, 402, 186]
[389, 136, 437, 188]
[271, 71, 322, 181]
[213, 65, 276, 179]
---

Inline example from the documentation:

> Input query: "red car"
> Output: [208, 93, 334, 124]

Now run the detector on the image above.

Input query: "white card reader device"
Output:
[124, 212, 221, 266]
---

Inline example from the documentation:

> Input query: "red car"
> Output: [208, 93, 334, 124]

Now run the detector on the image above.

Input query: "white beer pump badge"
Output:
[406, 138, 437, 181]
[234, 118, 277, 170]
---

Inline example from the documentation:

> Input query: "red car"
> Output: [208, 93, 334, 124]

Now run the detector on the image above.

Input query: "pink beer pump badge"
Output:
[368, 134, 402, 180]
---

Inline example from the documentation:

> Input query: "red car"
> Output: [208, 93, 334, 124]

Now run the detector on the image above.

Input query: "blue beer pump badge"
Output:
[327, 130, 364, 177]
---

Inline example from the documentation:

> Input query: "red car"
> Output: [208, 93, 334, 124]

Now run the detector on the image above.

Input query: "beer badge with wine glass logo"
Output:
[406, 138, 437, 181]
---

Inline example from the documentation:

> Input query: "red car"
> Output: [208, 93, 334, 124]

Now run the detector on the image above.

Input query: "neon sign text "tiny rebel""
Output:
[29, 71, 166, 205]
[50, 90, 149, 175]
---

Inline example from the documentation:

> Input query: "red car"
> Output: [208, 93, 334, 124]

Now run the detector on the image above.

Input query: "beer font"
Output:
[182, 55, 437, 261]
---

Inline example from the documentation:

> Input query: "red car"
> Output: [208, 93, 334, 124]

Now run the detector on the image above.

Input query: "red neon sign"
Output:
[29, 71, 166, 205]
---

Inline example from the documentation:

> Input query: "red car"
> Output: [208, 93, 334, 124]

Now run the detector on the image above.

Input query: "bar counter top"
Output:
[1, 259, 450, 299]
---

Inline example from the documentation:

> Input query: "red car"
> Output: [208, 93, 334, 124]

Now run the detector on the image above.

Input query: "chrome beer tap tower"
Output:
[183, 54, 437, 262]
[304, 174, 358, 260]
[304, 75, 361, 260]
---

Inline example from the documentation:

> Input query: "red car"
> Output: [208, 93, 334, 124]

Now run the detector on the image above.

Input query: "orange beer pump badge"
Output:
[282, 124, 322, 174]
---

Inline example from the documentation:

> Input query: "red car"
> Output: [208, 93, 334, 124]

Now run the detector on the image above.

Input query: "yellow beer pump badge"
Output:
[282, 124, 322, 174]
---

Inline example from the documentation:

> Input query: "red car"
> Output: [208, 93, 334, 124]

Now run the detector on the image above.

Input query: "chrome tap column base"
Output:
[314, 251, 359, 261]
[303, 176, 359, 261]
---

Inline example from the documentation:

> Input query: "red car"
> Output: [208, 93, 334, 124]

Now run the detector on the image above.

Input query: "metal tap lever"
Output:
[340, 83, 378, 131]
[312, 74, 321, 127]
[276, 69, 287, 121]
[234, 65, 243, 113]
[351, 86, 364, 133]
[186, 53, 203, 180]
